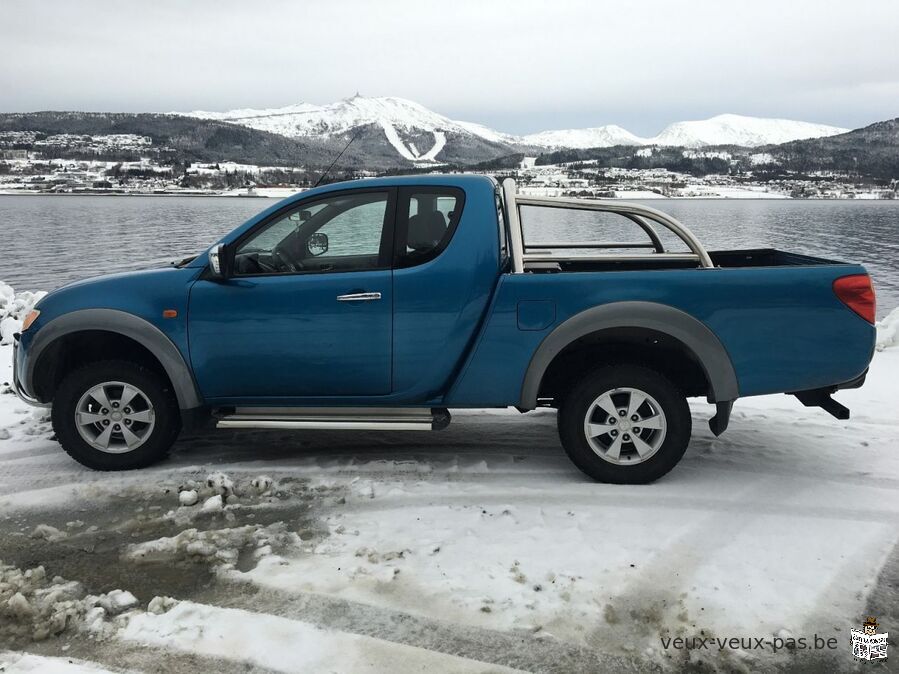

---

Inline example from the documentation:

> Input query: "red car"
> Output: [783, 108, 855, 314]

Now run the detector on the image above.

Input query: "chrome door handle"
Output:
[337, 292, 382, 302]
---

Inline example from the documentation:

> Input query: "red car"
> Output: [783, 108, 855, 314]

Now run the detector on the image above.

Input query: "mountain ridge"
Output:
[1, 106, 888, 179]
[176, 96, 849, 156]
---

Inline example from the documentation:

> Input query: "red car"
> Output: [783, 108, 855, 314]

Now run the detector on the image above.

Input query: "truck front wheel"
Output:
[51, 360, 181, 470]
[557, 364, 691, 484]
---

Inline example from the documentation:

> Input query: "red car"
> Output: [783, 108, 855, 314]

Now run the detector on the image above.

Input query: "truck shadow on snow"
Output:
[166, 406, 891, 490]
[170, 409, 580, 476]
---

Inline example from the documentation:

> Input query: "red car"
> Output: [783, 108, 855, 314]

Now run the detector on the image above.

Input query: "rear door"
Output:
[188, 188, 396, 400]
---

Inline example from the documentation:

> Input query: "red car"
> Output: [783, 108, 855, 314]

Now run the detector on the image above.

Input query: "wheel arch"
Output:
[27, 309, 202, 410]
[519, 301, 739, 409]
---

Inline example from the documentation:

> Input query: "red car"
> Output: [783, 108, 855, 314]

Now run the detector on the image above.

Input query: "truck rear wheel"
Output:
[557, 364, 690, 484]
[51, 360, 181, 470]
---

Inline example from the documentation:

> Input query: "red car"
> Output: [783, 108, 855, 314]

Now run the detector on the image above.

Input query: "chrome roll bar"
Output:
[501, 178, 714, 271]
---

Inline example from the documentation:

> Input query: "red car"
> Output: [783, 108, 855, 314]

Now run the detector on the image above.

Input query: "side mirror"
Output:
[306, 232, 329, 257]
[208, 243, 232, 279]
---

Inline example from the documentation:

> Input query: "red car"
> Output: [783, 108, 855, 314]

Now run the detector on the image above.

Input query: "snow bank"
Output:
[178, 489, 199, 506]
[0, 562, 132, 644]
[876, 306, 899, 351]
[176, 473, 275, 504]
[31, 524, 68, 542]
[168, 473, 279, 519]
[0, 283, 46, 345]
[121, 600, 519, 673]
[201, 494, 224, 512]
[123, 522, 295, 570]
[0, 652, 121, 674]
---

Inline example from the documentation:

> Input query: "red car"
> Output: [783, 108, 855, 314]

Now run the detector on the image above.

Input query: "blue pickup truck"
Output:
[12, 175, 876, 483]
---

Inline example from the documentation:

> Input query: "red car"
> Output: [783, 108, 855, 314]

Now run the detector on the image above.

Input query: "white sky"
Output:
[2, 0, 897, 135]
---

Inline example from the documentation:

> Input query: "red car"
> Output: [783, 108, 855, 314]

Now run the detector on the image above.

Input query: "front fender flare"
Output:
[27, 308, 202, 410]
[519, 301, 739, 409]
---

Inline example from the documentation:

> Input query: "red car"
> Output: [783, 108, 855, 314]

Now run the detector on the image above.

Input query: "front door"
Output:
[189, 189, 396, 400]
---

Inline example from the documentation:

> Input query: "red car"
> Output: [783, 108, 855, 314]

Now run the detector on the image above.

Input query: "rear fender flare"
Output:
[519, 301, 738, 409]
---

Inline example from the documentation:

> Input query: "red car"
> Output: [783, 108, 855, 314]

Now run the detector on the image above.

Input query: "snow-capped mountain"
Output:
[453, 120, 520, 146]
[176, 96, 850, 164]
[647, 114, 848, 148]
[521, 125, 644, 149]
[186, 96, 456, 139]
[520, 114, 848, 149]
[181, 95, 510, 164]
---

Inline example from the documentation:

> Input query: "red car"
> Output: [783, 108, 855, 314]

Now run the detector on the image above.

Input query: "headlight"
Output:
[22, 309, 40, 332]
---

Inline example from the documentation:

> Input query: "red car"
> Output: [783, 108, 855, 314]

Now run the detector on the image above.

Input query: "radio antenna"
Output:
[313, 130, 359, 188]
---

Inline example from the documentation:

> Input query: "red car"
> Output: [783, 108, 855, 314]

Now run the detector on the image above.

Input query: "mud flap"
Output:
[708, 400, 733, 437]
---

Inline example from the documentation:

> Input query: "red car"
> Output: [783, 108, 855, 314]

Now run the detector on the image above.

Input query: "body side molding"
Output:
[519, 301, 739, 409]
[27, 308, 203, 409]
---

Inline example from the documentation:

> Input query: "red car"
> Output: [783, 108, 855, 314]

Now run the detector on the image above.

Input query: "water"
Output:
[0, 195, 265, 289]
[1, 195, 897, 315]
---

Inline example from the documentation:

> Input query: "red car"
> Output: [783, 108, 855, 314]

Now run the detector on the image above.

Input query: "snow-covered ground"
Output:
[1, 286, 897, 673]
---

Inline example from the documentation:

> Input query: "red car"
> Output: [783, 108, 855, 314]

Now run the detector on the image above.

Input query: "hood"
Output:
[30, 265, 202, 335]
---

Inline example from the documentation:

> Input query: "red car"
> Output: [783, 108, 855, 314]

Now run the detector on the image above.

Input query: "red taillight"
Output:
[833, 274, 876, 324]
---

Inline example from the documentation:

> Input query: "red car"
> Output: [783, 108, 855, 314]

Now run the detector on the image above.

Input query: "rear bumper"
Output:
[11, 339, 49, 408]
[833, 369, 867, 391]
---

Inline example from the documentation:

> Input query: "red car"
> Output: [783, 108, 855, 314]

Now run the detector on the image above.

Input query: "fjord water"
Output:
[1, 195, 897, 316]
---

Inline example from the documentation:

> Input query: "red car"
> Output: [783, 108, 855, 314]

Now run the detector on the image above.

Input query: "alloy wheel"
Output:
[582, 386, 667, 465]
[74, 381, 156, 453]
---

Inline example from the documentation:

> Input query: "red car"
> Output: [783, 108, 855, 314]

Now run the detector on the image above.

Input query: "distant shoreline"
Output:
[0, 191, 267, 198]
[0, 190, 289, 199]
[0, 190, 895, 202]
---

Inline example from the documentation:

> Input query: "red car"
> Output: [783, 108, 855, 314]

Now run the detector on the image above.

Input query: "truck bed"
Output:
[525, 248, 848, 273]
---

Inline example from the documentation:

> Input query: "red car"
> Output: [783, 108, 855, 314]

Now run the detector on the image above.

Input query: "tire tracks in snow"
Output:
[317, 488, 899, 526]
[188, 582, 659, 674]
[17, 639, 285, 674]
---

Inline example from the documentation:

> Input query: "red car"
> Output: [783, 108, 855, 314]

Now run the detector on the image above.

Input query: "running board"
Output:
[215, 407, 450, 431]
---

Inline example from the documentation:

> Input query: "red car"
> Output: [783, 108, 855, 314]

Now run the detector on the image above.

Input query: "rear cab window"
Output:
[395, 186, 465, 267]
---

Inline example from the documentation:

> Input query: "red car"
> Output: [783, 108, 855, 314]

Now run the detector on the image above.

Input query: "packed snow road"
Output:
[1, 287, 898, 672]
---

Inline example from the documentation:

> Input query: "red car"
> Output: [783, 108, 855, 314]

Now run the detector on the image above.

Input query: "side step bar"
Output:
[216, 407, 451, 431]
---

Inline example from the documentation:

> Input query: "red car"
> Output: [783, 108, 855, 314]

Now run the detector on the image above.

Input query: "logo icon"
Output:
[851, 616, 888, 661]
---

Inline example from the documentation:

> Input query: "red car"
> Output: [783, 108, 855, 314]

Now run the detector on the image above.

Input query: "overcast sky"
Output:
[2, 0, 897, 135]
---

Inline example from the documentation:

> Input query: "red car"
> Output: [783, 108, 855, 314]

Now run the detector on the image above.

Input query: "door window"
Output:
[234, 191, 391, 275]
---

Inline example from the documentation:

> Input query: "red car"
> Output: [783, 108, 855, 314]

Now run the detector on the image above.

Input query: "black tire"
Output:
[557, 364, 691, 484]
[51, 360, 181, 470]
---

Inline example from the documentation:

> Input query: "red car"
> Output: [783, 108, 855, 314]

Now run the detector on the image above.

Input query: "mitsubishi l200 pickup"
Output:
[12, 175, 876, 483]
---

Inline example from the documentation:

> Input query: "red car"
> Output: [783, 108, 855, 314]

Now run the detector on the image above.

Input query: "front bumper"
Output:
[11, 338, 49, 407]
